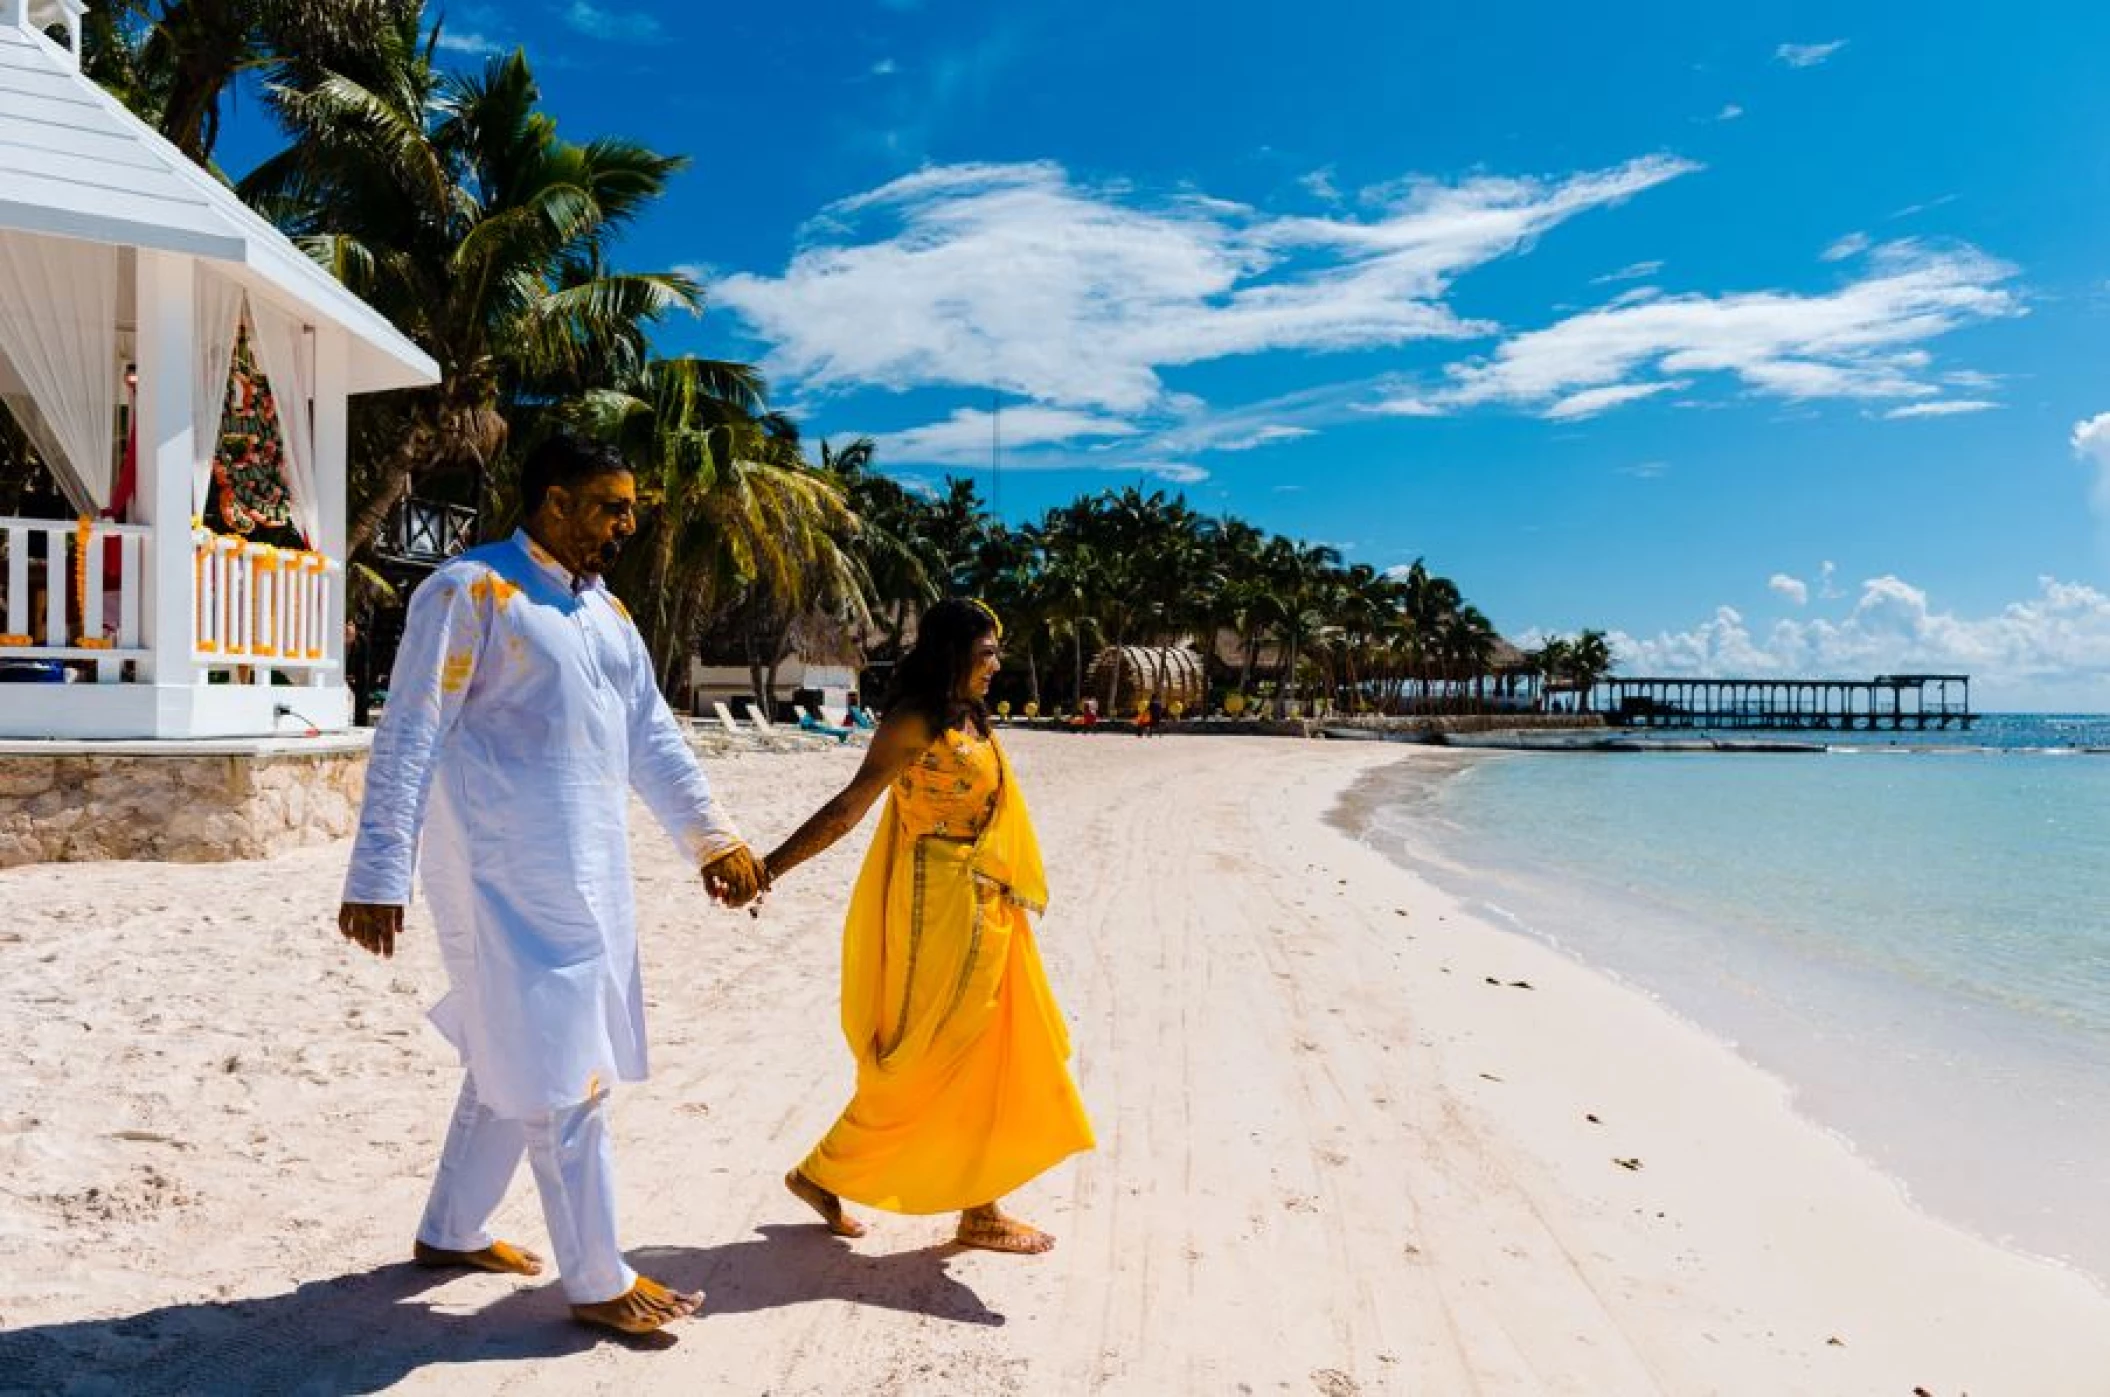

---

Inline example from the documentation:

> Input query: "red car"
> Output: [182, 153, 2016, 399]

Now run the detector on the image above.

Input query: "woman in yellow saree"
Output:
[762, 600, 1094, 1252]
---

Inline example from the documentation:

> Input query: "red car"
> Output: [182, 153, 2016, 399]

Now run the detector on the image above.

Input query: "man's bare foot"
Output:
[784, 1169, 868, 1238]
[956, 1205, 1054, 1254]
[412, 1238, 545, 1276]
[569, 1275, 703, 1335]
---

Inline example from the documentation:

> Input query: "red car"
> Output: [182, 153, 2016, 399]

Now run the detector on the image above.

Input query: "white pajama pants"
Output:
[415, 1072, 636, 1305]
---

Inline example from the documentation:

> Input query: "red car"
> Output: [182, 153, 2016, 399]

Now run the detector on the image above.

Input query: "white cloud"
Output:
[871, 58, 898, 76]
[1592, 259, 1664, 285]
[1883, 399, 1998, 419]
[1142, 462, 1210, 484]
[1212, 425, 1317, 452]
[1716, 103, 1744, 121]
[876, 405, 1139, 466]
[1439, 240, 2020, 418]
[1822, 231, 1870, 262]
[1617, 461, 1669, 479]
[1298, 168, 1342, 203]
[1610, 575, 2110, 708]
[1820, 560, 1841, 600]
[1365, 393, 1447, 418]
[562, 1, 661, 40]
[1543, 380, 1685, 420]
[2072, 412, 2110, 522]
[435, 28, 505, 55]
[715, 155, 1699, 413]
[1776, 40, 1847, 68]
[1769, 573, 1810, 605]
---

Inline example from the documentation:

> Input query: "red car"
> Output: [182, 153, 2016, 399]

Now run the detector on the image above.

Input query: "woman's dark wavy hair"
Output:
[884, 598, 997, 732]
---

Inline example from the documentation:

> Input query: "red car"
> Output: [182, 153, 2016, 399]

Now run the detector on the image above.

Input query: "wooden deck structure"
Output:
[1590, 674, 1974, 732]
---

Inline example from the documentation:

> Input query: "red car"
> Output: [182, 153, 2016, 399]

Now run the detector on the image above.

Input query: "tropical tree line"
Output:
[34, 2, 1614, 717]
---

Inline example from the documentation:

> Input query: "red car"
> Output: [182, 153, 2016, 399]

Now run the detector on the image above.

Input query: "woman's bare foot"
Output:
[784, 1169, 868, 1238]
[956, 1204, 1054, 1254]
[569, 1275, 703, 1335]
[412, 1238, 546, 1276]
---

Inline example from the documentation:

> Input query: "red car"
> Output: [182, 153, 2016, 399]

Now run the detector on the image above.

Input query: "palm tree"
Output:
[819, 437, 941, 657]
[1566, 629, 1614, 714]
[83, 0, 415, 164]
[1528, 636, 1574, 712]
[242, 36, 699, 564]
[1439, 605, 1497, 713]
[1264, 539, 1341, 717]
[567, 358, 865, 696]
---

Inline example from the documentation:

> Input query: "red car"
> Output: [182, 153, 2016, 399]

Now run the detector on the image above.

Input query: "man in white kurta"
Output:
[340, 435, 760, 1334]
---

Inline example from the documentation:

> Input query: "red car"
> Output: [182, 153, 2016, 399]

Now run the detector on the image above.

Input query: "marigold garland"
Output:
[72, 514, 92, 644]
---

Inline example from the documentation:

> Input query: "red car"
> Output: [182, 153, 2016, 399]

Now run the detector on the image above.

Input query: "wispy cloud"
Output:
[562, 0, 661, 41]
[1591, 259, 1664, 285]
[1434, 240, 2020, 419]
[875, 405, 1139, 467]
[1769, 573, 1809, 606]
[1776, 40, 1847, 68]
[1213, 425, 1317, 451]
[716, 155, 1700, 414]
[1884, 399, 1998, 419]
[1610, 575, 2110, 707]
[1617, 461, 1670, 480]
[1821, 231, 1870, 262]
[1298, 167, 1342, 203]
[1716, 103, 1745, 121]
[1544, 381, 1686, 420]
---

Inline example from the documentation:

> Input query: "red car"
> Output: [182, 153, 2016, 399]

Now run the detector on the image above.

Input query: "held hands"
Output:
[338, 902, 405, 959]
[702, 845, 770, 910]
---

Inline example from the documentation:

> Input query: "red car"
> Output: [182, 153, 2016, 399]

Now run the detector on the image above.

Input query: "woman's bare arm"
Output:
[763, 710, 933, 884]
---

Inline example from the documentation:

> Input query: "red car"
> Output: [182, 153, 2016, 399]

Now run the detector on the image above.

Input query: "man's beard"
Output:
[583, 538, 624, 573]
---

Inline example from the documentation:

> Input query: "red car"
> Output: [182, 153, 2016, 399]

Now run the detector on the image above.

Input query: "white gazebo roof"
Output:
[0, 2, 438, 394]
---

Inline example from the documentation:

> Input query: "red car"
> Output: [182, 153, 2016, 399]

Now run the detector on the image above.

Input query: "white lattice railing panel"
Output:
[192, 529, 339, 671]
[0, 515, 149, 675]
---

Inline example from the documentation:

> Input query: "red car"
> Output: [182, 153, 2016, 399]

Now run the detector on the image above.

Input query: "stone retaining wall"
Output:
[0, 745, 369, 867]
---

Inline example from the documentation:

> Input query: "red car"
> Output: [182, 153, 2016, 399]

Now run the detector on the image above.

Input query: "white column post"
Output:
[135, 248, 199, 688]
[312, 326, 349, 690]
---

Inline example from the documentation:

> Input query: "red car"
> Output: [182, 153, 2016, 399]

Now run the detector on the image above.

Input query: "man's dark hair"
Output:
[885, 598, 997, 734]
[519, 431, 631, 517]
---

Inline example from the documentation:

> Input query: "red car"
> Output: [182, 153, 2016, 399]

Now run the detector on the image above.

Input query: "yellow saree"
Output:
[799, 727, 1095, 1214]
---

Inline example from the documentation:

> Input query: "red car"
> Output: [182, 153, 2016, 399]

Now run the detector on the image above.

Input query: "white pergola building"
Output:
[0, 0, 437, 740]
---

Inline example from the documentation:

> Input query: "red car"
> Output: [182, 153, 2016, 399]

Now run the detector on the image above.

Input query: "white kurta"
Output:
[345, 531, 744, 1118]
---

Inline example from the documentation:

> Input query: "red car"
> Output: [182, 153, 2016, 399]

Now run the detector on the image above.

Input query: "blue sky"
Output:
[228, 2, 2110, 708]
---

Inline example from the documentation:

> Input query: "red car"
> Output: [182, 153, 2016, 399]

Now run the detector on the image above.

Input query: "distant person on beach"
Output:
[1147, 693, 1168, 736]
[763, 598, 1095, 1252]
[337, 432, 765, 1337]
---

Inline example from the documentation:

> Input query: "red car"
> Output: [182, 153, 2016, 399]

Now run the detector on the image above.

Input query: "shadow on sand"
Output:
[0, 1224, 998, 1395]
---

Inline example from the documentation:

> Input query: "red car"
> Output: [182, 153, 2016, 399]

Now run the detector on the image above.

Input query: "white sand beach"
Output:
[2, 729, 2106, 1395]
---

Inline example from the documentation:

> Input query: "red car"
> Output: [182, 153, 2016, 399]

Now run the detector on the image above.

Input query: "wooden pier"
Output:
[1588, 674, 1974, 732]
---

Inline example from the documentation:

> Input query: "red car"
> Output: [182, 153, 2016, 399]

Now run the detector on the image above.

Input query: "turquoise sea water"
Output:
[1354, 715, 2110, 1285]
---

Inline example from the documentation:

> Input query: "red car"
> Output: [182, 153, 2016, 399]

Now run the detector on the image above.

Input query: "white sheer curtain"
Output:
[191, 272, 246, 520]
[0, 229, 118, 511]
[246, 298, 320, 547]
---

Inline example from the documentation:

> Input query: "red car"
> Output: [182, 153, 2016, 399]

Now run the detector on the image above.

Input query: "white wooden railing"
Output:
[0, 515, 149, 679]
[191, 529, 340, 670]
[0, 516, 341, 682]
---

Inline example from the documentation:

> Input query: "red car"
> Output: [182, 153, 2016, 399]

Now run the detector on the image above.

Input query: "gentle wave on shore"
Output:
[1348, 735, 2110, 1285]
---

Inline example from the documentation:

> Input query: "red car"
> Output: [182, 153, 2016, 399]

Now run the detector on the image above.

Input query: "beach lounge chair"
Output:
[746, 702, 836, 748]
[797, 706, 854, 743]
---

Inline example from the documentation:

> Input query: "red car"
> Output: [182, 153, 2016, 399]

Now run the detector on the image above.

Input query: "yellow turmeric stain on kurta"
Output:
[468, 573, 521, 615]
[607, 595, 633, 625]
[440, 649, 475, 694]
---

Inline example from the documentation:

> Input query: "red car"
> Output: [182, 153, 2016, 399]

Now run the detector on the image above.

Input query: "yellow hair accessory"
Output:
[966, 597, 1003, 641]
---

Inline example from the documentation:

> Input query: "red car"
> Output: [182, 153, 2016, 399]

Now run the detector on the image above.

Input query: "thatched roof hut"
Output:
[1087, 645, 1205, 712]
